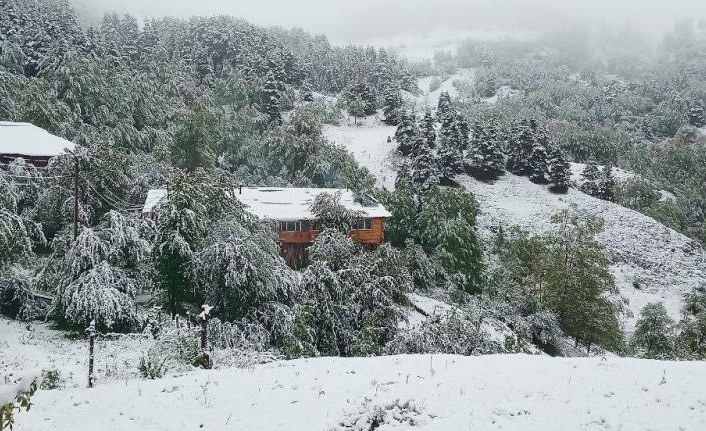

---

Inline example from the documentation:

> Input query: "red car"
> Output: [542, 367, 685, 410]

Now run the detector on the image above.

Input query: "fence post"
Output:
[86, 320, 96, 388]
[197, 304, 213, 369]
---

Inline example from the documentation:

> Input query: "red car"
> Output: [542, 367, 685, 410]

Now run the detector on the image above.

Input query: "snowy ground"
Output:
[324, 115, 399, 190]
[324, 70, 475, 190]
[13, 352, 706, 431]
[0, 319, 151, 389]
[459, 173, 706, 330]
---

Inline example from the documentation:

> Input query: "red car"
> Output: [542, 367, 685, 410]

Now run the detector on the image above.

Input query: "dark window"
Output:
[352, 218, 373, 230]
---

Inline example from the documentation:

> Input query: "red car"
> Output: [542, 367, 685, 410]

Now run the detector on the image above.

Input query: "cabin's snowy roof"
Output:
[0, 122, 76, 157]
[142, 187, 392, 221]
[142, 189, 168, 214]
[237, 187, 391, 221]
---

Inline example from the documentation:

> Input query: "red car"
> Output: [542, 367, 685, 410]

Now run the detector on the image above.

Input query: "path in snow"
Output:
[16, 354, 706, 431]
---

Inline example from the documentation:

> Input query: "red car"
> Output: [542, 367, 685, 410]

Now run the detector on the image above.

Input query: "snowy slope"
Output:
[15, 353, 706, 431]
[324, 71, 475, 190]
[324, 115, 399, 190]
[459, 174, 706, 330]
[413, 69, 474, 112]
[324, 71, 705, 329]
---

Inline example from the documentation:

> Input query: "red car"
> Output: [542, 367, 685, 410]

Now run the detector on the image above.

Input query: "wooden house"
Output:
[0, 122, 76, 167]
[142, 187, 392, 267]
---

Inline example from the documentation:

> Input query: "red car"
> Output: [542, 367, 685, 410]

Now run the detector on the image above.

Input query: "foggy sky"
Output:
[71, 0, 706, 44]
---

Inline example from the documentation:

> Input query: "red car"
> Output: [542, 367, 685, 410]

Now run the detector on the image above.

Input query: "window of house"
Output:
[351, 218, 373, 230]
[280, 221, 303, 232]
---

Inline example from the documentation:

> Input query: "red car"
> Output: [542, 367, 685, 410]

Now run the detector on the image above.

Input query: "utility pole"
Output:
[73, 155, 79, 240]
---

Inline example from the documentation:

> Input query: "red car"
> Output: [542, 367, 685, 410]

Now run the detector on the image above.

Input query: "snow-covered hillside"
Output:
[324, 115, 399, 190]
[325, 82, 704, 332]
[14, 352, 706, 431]
[324, 71, 475, 189]
[459, 174, 706, 330]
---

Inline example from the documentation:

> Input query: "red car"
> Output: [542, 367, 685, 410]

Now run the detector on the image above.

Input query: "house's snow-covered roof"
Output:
[142, 189, 168, 214]
[237, 187, 391, 221]
[142, 187, 392, 221]
[0, 122, 76, 157]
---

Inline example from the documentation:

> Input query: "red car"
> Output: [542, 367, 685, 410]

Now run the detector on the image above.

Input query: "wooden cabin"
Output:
[0, 122, 76, 167]
[238, 187, 391, 267]
[142, 187, 392, 268]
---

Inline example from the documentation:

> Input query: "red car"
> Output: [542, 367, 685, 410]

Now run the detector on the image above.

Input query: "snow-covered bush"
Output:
[192, 215, 297, 323]
[146, 327, 201, 370]
[138, 352, 167, 379]
[297, 243, 411, 357]
[39, 369, 64, 390]
[330, 399, 433, 431]
[52, 211, 150, 329]
[0, 265, 42, 321]
[387, 309, 503, 355]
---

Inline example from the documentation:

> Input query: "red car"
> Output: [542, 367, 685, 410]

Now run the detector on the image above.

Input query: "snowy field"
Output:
[13, 352, 706, 431]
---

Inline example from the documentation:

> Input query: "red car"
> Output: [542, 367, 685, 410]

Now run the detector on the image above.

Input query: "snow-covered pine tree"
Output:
[580, 163, 601, 197]
[394, 112, 418, 156]
[411, 140, 440, 194]
[465, 124, 505, 181]
[400, 73, 417, 93]
[547, 147, 571, 193]
[688, 99, 705, 128]
[346, 82, 377, 116]
[527, 137, 550, 184]
[262, 69, 282, 124]
[455, 114, 470, 144]
[437, 115, 463, 178]
[395, 159, 413, 189]
[419, 111, 437, 150]
[437, 91, 453, 118]
[598, 165, 616, 201]
[381, 82, 403, 126]
[506, 119, 535, 176]
[153, 175, 208, 316]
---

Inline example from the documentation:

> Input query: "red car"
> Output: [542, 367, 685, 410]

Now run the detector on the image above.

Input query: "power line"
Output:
[0, 172, 71, 180]
[83, 179, 133, 211]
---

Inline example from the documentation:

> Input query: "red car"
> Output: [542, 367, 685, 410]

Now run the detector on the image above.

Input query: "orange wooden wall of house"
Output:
[278, 218, 385, 245]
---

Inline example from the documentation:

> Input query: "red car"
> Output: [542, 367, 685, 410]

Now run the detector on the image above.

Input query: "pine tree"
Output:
[506, 119, 535, 176]
[455, 114, 470, 144]
[527, 139, 550, 184]
[346, 82, 377, 116]
[437, 114, 463, 178]
[437, 91, 453, 118]
[688, 99, 705, 128]
[381, 83, 403, 125]
[580, 163, 601, 197]
[419, 111, 436, 150]
[400, 73, 417, 93]
[411, 141, 439, 194]
[262, 69, 282, 124]
[347, 93, 366, 124]
[630, 302, 675, 359]
[598, 165, 616, 201]
[394, 112, 418, 156]
[548, 147, 571, 193]
[465, 124, 505, 181]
